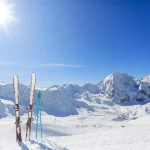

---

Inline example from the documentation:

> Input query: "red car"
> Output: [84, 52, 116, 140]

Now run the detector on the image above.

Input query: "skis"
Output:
[25, 73, 36, 141]
[13, 75, 22, 142]
[13, 72, 36, 141]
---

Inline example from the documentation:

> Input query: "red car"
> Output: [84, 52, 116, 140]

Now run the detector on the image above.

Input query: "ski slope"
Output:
[1, 103, 150, 150]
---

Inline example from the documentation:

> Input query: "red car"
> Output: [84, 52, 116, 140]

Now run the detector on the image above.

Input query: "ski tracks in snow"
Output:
[49, 125, 150, 150]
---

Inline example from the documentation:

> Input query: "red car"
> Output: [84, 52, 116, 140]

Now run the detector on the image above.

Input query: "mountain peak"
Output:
[111, 72, 129, 77]
[0, 81, 8, 86]
[142, 75, 150, 82]
[100, 72, 140, 103]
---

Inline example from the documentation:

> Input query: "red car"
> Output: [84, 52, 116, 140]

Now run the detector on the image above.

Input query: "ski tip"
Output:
[32, 72, 36, 75]
[13, 74, 19, 82]
[13, 74, 18, 77]
[31, 72, 36, 79]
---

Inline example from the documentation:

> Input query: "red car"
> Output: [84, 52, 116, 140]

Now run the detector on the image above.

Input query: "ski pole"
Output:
[40, 100, 42, 139]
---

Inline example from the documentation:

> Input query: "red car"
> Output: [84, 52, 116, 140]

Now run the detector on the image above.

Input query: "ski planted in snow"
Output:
[13, 74, 22, 142]
[25, 72, 36, 141]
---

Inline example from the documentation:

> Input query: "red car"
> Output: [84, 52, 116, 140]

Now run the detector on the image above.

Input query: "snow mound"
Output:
[112, 115, 128, 121]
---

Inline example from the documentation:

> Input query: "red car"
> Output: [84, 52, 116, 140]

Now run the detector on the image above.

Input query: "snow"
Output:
[99, 72, 144, 104]
[1, 105, 150, 150]
[142, 75, 150, 82]
[1, 72, 150, 149]
[0, 99, 14, 105]
[0, 81, 8, 86]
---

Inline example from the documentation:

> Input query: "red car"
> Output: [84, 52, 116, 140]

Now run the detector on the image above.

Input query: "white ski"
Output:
[13, 74, 22, 142]
[26, 72, 36, 141]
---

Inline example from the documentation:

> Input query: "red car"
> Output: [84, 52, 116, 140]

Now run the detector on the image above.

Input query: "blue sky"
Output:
[0, 0, 150, 87]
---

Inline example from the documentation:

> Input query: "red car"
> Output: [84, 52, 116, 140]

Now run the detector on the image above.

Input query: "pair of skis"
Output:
[13, 73, 36, 142]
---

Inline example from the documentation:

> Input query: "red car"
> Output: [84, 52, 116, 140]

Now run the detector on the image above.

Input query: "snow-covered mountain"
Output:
[99, 72, 146, 104]
[138, 75, 150, 98]
[0, 72, 150, 117]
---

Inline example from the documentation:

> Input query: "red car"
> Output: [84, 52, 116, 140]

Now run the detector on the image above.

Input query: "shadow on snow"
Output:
[30, 140, 69, 150]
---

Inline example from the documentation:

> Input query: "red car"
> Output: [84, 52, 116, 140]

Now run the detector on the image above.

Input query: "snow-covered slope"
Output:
[1, 105, 150, 150]
[0, 99, 25, 118]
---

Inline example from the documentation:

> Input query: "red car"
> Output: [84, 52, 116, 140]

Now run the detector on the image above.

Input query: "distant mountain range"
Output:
[0, 72, 150, 117]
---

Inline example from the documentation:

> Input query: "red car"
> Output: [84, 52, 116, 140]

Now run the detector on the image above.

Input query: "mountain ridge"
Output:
[0, 72, 150, 117]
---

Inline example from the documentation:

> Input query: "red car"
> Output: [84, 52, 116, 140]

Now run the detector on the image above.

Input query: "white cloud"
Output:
[37, 63, 82, 68]
[0, 61, 82, 68]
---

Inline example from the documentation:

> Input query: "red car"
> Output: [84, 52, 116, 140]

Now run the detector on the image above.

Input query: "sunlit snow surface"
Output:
[1, 99, 150, 150]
